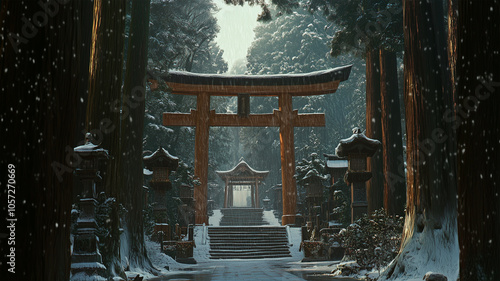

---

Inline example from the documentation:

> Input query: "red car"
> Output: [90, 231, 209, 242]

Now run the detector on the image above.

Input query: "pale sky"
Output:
[213, 0, 261, 73]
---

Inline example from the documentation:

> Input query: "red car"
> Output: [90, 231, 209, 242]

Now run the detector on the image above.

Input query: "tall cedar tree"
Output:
[365, 49, 384, 213]
[379, 49, 405, 216]
[456, 1, 500, 280]
[323, 0, 405, 215]
[0, 1, 88, 279]
[381, 1, 458, 279]
[119, 0, 156, 273]
[86, 0, 127, 277]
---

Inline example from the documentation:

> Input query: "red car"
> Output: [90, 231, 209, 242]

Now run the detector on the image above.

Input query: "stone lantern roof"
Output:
[143, 146, 179, 171]
[74, 133, 110, 160]
[335, 127, 381, 157]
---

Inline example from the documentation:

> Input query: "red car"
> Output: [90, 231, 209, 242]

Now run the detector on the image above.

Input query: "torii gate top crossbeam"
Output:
[157, 65, 352, 96]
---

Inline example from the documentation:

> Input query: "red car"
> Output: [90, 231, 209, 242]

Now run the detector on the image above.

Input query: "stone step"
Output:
[210, 245, 289, 250]
[208, 225, 290, 259]
[208, 226, 286, 231]
[219, 221, 267, 226]
[210, 254, 291, 259]
[209, 231, 287, 237]
[209, 240, 289, 245]
[210, 249, 291, 255]
[209, 250, 291, 259]
[219, 208, 268, 226]
[210, 233, 287, 238]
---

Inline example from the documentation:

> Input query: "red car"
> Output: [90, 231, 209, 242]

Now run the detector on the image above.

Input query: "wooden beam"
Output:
[163, 110, 325, 127]
[163, 109, 196, 126]
[164, 81, 341, 96]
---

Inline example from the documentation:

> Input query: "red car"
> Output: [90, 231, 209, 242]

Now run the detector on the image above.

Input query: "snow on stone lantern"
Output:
[336, 127, 381, 223]
[262, 196, 271, 211]
[143, 147, 179, 223]
[71, 133, 110, 280]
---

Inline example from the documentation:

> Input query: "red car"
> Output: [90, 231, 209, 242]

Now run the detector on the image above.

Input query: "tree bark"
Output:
[120, 0, 156, 273]
[379, 49, 405, 216]
[456, 2, 500, 280]
[74, 0, 94, 147]
[0, 1, 85, 279]
[447, 0, 458, 112]
[86, 0, 126, 277]
[381, 1, 458, 279]
[365, 49, 384, 214]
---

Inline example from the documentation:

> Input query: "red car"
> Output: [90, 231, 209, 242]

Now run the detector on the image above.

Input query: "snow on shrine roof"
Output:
[216, 160, 269, 179]
[143, 147, 179, 170]
[154, 65, 352, 96]
[335, 128, 381, 157]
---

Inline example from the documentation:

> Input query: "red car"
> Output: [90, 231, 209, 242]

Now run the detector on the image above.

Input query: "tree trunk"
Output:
[86, 0, 126, 277]
[381, 1, 458, 279]
[447, 0, 458, 112]
[379, 49, 406, 216]
[456, 2, 500, 280]
[119, 0, 156, 273]
[365, 49, 384, 214]
[74, 0, 94, 146]
[0, 1, 84, 279]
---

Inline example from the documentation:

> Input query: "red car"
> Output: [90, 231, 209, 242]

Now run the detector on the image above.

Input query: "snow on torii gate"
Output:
[157, 65, 352, 225]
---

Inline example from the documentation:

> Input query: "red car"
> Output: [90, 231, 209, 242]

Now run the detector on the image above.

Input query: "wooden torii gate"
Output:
[157, 65, 351, 225]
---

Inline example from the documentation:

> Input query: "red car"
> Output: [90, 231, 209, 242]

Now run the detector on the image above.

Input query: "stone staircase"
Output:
[219, 208, 268, 226]
[208, 226, 291, 259]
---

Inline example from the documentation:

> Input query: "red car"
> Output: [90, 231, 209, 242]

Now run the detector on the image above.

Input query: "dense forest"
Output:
[0, 0, 499, 280]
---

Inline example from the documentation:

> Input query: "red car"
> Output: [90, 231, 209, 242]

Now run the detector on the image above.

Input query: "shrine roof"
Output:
[153, 65, 352, 96]
[216, 160, 269, 179]
[143, 147, 179, 170]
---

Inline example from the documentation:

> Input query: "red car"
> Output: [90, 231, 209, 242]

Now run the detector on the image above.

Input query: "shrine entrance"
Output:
[216, 159, 269, 209]
[155, 65, 352, 225]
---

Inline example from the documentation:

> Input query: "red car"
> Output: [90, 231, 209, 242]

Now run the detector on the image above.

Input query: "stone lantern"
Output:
[143, 147, 179, 223]
[323, 153, 348, 223]
[305, 178, 324, 224]
[336, 127, 381, 223]
[262, 196, 271, 211]
[273, 184, 283, 219]
[178, 184, 195, 227]
[71, 133, 110, 280]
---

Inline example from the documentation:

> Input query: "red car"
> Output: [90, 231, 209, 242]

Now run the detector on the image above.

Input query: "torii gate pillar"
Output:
[194, 93, 210, 224]
[279, 93, 297, 225]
